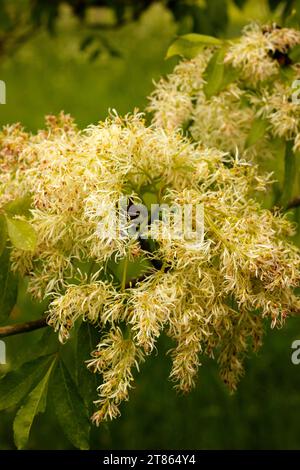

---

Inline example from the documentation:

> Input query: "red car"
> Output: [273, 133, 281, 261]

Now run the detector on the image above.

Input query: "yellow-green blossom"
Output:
[148, 23, 300, 159]
[1, 111, 300, 423]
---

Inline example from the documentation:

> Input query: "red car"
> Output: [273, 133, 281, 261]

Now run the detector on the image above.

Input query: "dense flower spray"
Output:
[148, 23, 300, 160]
[1, 111, 300, 424]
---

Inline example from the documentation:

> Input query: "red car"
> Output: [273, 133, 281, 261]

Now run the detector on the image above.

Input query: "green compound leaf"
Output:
[0, 355, 53, 411]
[245, 118, 269, 148]
[6, 216, 37, 251]
[51, 360, 90, 450]
[13, 357, 56, 449]
[203, 48, 226, 99]
[166, 33, 223, 59]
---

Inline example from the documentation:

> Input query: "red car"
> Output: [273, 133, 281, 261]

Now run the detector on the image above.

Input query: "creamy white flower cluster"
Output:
[149, 23, 300, 158]
[1, 111, 300, 424]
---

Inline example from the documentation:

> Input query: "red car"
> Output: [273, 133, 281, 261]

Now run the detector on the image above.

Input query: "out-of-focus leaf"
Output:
[51, 360, 90, 450]
[289, 44, 300, 62]
[0, 214, 7, 256]
[203, 48, 226, 99]
[108, 255, 153, 285]
[0, 2, 12, 30]
[0, 248, 18, 322]
[13, 357, 56, 449]
[114, 2, 126, 23]
[178, 33, 223, 46]
[4, 194, 33, 217]
[166, 33, 223, 59]
[0, 355, 53, 411]
[232, 0, 247, 8]
[204, 0, 229, 37]
[220, 64, 240, 90]
[80, 35, 94, 51]
[245, 118, 269, 148]
[89, 48, 101, 62]
[6, 216, 37, 251]
[280, 67, 296, 84]
[284, 0, 300, 26]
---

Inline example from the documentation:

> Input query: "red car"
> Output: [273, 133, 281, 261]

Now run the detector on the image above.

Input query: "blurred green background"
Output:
[1, 0, 300, 450]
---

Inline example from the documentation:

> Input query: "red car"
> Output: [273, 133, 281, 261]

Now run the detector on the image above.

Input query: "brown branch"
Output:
[0, 317, 48, 339]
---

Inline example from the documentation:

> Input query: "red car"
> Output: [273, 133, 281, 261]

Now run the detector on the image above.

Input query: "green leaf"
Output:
[166, 33, 223, 59]
[51, 360, 90, 450]
[0, 248, 18, 322]
[245, 118, 269, 148]
[279, 65, 296, 83]
[108, 255, 153, 285]
[289, 44, 300, 62]
[11, 327, 59, 371]
[177, 33, 223, 46]
[220, 64, 240, 91]
[6, 216, 37, 251]
[203, 48, 226, 99]
[0, 355, 53, 411]
[166, 38, 204, 60]
[142, 192, 159, 212]
[13, 357, 56, 449]
[0, 214, 7, 256]
[181, 33, 223, 46]
[4, 194, 33, 217]
[76, 322, 99, 411]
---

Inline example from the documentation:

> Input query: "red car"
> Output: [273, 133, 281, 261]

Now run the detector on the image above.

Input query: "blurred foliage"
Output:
[1, 0, 300, 451]
[0, 3, 177, 129]
[2, 0, 298, 61]
[1, 317, 300, 450]
[0, 0, 231, 60]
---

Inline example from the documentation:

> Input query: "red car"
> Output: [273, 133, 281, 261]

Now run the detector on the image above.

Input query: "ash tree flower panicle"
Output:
[148, 23, 300, 173]
[1, 110, 300, 424]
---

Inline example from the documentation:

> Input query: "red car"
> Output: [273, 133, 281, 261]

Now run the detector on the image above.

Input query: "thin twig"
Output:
[0, 317, 48, 339]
